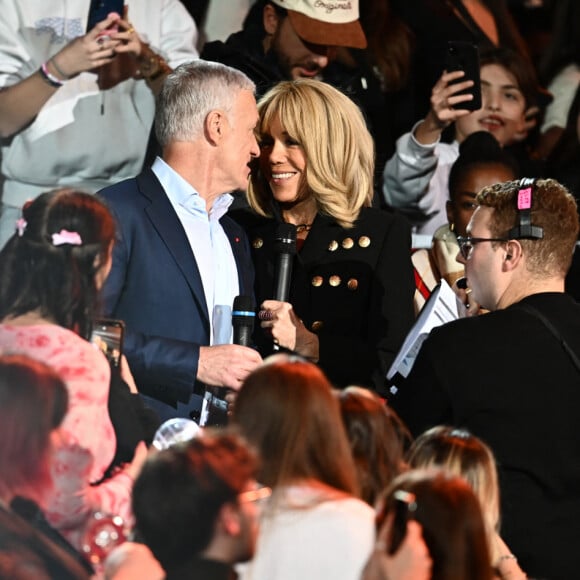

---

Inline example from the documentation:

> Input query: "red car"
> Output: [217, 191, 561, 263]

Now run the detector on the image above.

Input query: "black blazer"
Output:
[233, 207, 415, 392]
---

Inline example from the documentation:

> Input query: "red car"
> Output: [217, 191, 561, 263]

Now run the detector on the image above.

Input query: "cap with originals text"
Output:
[271, 0, 367, 49]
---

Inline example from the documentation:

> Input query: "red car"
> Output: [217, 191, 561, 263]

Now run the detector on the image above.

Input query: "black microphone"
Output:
[232, 295, 255, 347]
[201, 297, 255, 428]
[273, 223, 297, 302]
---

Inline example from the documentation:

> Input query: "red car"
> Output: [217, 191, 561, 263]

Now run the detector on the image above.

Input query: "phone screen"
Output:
[87, 0, 125, 32]
[90, 319, 125, 367]
[445, 41, 482, 111]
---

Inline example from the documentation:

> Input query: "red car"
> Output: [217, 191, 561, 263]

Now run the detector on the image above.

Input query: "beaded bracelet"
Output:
[39, 61, 63, 88]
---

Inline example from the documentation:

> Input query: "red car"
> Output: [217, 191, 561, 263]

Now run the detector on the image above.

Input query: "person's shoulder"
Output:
[228, 207, 272, 231]
[98, 176, 139, 202]
[355, 207, 411, 242]
[428, 308, 514, 347]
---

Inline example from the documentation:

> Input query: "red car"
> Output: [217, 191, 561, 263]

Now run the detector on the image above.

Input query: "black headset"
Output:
[507, 177, 544, 240]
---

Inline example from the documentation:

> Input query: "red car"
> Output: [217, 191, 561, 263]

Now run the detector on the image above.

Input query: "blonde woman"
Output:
[234, 79, 415, 392]
[407, 427, 527, 579]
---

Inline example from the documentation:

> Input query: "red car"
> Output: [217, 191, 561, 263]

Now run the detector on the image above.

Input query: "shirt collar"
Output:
[151, 156, 233, 220]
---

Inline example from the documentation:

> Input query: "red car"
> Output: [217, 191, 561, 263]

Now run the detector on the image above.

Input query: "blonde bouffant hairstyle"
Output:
[247, 79, 374, 229]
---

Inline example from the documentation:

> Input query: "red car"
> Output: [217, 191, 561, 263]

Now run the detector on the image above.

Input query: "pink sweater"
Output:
[0, 324, 133, 548]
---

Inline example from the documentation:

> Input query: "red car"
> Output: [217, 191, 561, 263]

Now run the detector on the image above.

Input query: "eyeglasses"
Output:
[456, 235, 509, 260]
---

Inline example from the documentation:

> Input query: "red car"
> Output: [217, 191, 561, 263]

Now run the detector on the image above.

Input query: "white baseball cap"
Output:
[270, 0, 367, 49]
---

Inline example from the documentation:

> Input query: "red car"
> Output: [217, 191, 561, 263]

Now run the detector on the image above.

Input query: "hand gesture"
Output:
[198, 344, 262, 390]
[415, 70, 475, 144]
[260, 299, 320, 361]
[362, 516, 432, 580]
[50, 13, 124, 79]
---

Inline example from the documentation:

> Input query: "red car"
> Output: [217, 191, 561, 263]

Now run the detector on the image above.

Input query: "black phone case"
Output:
[87, 0, 124, 31]
[445, 41, 482, 111]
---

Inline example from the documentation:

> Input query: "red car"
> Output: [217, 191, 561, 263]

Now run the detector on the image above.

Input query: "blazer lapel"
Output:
[222, 217, 253, 298]
[137, 171, 210, 328]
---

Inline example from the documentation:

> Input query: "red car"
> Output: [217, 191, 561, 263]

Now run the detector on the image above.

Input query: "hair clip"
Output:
[15, 218, 27, 237]
[51, 229, 82, 246]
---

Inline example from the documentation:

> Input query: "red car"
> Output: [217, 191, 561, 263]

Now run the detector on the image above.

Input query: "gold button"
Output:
[311, 276, 323, 287]
[358, 236, 371, 248]
[328, 240, 338, 252]
[311, 320, 323, 332]
[342, 237, 354, 249]
[347, 278, 358, 290]
[329, 275, 341, 287]
[252, 238, 263, 249]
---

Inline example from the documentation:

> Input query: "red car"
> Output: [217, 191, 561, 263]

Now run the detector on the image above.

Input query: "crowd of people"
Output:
[1, 0, 579, 579]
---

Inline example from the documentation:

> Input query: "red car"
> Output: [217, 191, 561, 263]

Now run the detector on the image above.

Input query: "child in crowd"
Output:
[383, 47, 540, 238]
[411, 131, 519, 314]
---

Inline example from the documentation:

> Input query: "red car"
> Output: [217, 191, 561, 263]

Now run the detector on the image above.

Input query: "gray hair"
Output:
[155, 60, 256, 147]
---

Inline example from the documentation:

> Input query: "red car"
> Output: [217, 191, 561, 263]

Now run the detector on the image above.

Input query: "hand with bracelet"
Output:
[43, 12, 125, 83]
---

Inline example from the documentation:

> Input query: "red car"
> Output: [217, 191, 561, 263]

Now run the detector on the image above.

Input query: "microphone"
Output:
[200, 296, 255, 428]
[273, 223, 297, 302]
[232, 295, 255, 347]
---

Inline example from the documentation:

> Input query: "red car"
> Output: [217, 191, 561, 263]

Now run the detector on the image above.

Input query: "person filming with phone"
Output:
[0, 0, 198, 248]
[383, 46, 542, 239]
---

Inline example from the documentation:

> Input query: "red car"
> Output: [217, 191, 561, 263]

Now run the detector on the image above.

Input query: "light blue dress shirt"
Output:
[152, 157, 239, 345]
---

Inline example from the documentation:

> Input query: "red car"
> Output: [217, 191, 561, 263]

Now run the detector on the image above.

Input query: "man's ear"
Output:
[218, 502, 242, 537]
[503, 239, 523, 271]
[205, 110, 225, 145]
[263, 4, 280, 35]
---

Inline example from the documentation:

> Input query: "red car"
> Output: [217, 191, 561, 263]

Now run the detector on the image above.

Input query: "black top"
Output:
[165, 557, 236, 580]
[390, 292, 580, 580]
[0, 504, 90, 579]
[232, 207, 415, 392]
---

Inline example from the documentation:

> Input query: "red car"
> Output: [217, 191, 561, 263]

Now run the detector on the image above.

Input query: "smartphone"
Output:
[87, 0, 125, 32]
[90, 318, 125, 367]
[445, 41, 482, 111]
[388, 490, 418, 554]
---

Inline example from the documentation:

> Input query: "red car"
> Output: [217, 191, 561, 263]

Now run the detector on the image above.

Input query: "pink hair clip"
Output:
[51, 229, 82, 246]
[15, 218, 27, 237]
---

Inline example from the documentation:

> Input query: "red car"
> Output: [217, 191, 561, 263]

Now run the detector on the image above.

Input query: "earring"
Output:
[449, 223, 455, 232]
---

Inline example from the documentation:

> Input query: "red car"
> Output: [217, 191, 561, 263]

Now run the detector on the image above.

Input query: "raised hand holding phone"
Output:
[445, 41, 482, 111]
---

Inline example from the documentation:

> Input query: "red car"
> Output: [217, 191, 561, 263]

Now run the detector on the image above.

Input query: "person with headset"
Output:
[389, 178, 580, 580]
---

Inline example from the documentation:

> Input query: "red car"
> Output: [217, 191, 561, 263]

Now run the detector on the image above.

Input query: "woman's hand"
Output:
[124, 441, 149, 481]
[493, 534, 527, 579]
[50, 13, 123, 79]
[110, 16, 143, 59]
[260, 300, 320, 361]
[119, 355, 138, 394]
[362, 515, 432, 580]
[415, 70, 475, 145]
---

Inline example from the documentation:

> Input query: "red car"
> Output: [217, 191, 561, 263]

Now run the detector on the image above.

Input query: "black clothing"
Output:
[9, 497, 94, 576]
[0, 504, 90, 579]
[106, 363, 160, 472]
[232, 207, 415, 392]
[165, 557, 236, 580]
[390, 292, 580, 580]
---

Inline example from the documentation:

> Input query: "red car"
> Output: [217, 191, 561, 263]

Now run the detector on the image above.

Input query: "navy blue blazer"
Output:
[99, 169, 254, 421]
